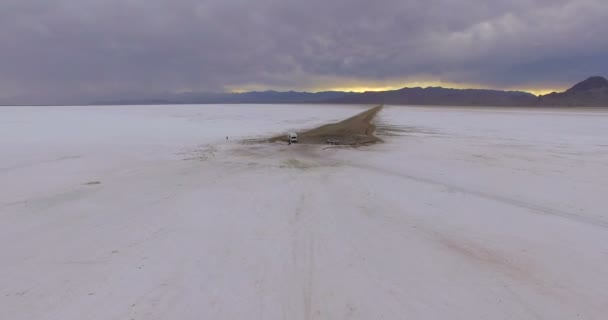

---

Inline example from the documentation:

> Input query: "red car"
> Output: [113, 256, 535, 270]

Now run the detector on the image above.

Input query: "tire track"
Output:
[288, 192, 319, 320]
[351, 163, 608, 229]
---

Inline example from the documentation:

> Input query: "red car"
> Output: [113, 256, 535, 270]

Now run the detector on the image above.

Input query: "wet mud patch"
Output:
[232, 142, 349, 171]
[280, 159, 318, 170]
[375, 123, 442, 137]
[241, 138, 270, 145]
[178, 144, 218, 161]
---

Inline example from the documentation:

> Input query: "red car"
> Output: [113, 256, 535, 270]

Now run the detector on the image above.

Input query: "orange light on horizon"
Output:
[522, 88, 563, 96]
[228, 82, 565, 97]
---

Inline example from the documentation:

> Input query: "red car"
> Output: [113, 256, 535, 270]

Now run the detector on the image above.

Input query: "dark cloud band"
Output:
[1, 0, 607, 103]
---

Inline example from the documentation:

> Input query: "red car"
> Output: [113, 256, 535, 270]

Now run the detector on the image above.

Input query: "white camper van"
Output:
[287, 132, 298, 144]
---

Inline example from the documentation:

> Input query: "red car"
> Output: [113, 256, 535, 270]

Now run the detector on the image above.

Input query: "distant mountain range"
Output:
[95, 76, 607, 107]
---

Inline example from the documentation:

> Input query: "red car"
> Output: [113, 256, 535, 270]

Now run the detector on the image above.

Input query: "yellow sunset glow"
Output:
[318, 80, 473, 93]
[228, 81, 565, 96]
[523, 88, 561, 96]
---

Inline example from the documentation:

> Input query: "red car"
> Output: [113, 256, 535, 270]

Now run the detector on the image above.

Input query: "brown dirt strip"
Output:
[268, 105, 384, 146]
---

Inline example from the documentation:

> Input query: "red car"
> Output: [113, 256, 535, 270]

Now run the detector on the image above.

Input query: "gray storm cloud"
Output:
[1, 0, 607, 103]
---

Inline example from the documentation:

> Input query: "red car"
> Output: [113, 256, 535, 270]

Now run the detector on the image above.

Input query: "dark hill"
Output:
[538, 76, 608, 107]
[566, 76, 608, 93]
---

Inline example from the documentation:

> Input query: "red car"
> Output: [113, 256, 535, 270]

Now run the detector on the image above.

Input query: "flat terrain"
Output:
[1, 104, 608, 320]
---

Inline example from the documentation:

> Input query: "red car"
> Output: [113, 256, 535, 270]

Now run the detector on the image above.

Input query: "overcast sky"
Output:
[1, 0, 607, 103]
